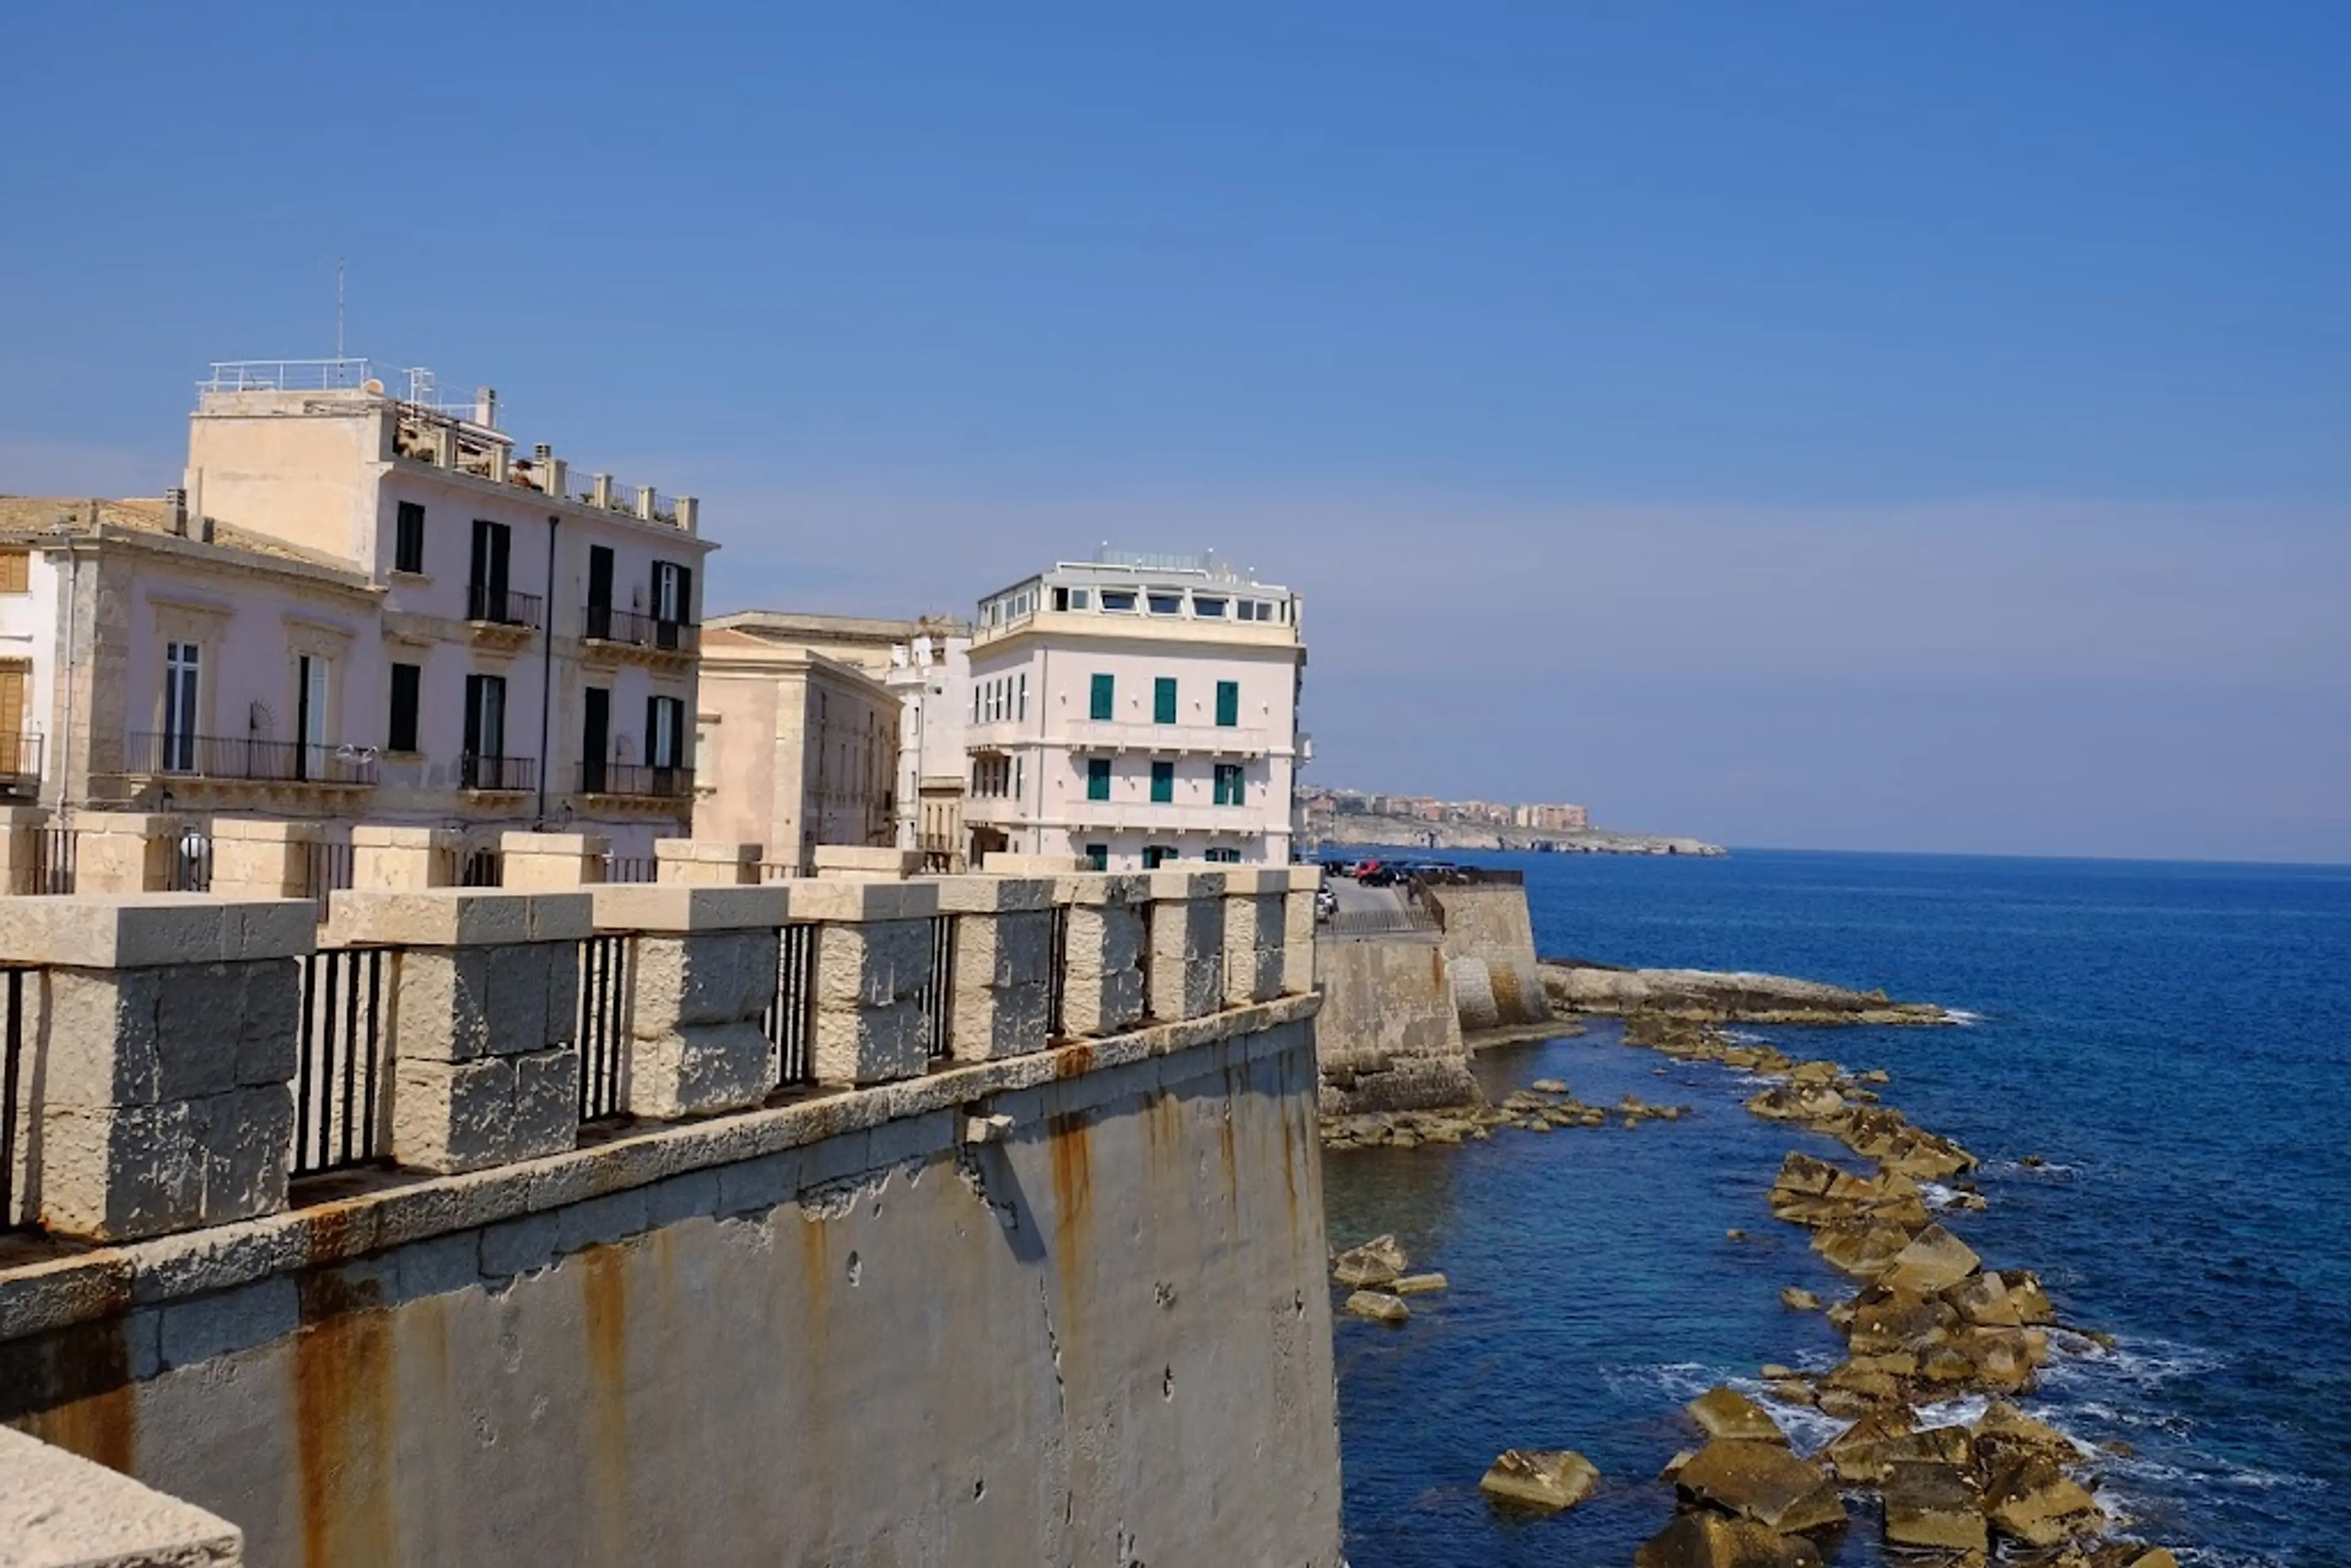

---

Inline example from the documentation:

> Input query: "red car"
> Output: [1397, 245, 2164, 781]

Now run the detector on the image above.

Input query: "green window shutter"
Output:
[1084, 844, 1108, 871]
[1153, 677, 1177, 725]
[1232, 767, 1245, 807]
[1150, 760, 1173, 803]
[1090, 673, 1114, 720]
[1215, 681, 1239, 727]
[1087, 757, 1111, 800]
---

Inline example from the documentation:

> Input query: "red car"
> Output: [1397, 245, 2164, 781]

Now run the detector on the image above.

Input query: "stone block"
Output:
[1061, 966, 1146, 1040]
[1049, 871, 1151, 909]
[631, 929, 781, 1033]
[209, 818, 321, 899]
[978, 853, 1085, 876]
[627, 1020, 773, 1118]
[811, 996, 928, 1085]
[501, 831, 610, 889]
[324, 889, 591, 948]
[810, 845, 923, 880]
[788, 878, 938, 923]
[392, 1045, 577, 1175]
[40, 959, 301, 1110]
[1282, 889, 1318, 996]
[1065, 902, 1146, 979]
[654, 838, 763, 885]
[70, 816, 176, 895]
[37, 1083, 290, 1243]
[950, 975, 1051, 1063]
[351, 825, 461, 891]
[0, 894, 316, 969]
[1223, 892, 1287, 1006]
[814, 919, 929, 1008]
[1149, 891, 1226, 1021]
[928, 874, 1056, 914]
[590, 882, 789, 933]
[943, 908, 1054, 1062]
[0, 1425, 245, 1566]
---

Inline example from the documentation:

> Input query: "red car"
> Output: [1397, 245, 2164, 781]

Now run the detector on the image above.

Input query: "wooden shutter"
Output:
[0, 550, 29, 594]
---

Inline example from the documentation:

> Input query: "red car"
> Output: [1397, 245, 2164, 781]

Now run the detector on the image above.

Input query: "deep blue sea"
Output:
[1323, 848, 2351, 1567]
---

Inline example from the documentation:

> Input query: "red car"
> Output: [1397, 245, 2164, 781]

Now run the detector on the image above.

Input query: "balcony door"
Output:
[652, 561, 691, 650]
[582, 686, 610, 794]
[163, 642, 200, 772]
[587, 545, 614, 640]
[647, 694, 684, 789]
[470, 519, 512, 622]
[293, 655, 329, 781]
[462, 673, 506, 788]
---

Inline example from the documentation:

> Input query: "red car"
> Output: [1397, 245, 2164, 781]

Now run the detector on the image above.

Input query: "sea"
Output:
[1322, 848, 2351, 1567]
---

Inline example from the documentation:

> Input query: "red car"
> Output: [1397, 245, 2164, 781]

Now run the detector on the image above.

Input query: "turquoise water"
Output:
[1323, 849, 2351, 1567]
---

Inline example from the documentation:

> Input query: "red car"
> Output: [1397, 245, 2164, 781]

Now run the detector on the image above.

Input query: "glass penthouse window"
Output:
[1147, 592, 1182, 616]
[1194, 596, 1226, 617]
[1100, 589, 1137, 613]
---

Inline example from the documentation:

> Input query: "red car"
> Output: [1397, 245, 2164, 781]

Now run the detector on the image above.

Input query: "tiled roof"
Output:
[0, 495, 362, 575]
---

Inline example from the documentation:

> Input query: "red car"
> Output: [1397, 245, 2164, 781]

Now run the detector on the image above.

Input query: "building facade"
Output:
[960, 552, 1305, 870]
[883, 628, 972, 867]
[0, 358, 713, 857]
[692, 628, 901, 872]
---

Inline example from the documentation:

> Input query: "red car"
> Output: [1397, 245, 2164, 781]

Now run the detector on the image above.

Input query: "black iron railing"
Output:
[300, 839, 354, 913]
[165, 829, 212, 892]
[604, 855, 658, 884]
[466, 582, 544, 630]
[0, 732, 42, 785]
[23, 827, 74, 895]
[1047, 904, 1070, 1040]
[581, 605, 700, 655]
[917, 913, 957, 1062]
[765, 923, 818, 1087]
[124, 732, 378, 786]
[458, 848, 504, 887]
[578, 762, 694, 800]
[294, 948, 387, 1176]
[459, 752, 537, 792]
[1, 969, 26, 1227]
[578, 934, 632, 1122]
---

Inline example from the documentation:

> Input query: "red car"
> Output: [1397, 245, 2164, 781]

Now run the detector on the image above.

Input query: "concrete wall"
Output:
[1425, 883, 1551, 1031]
[0, 1005, 1340, 1568]
[1313, 935, 1477, 1114]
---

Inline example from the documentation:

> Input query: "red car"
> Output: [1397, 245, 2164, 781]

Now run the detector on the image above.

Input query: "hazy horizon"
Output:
[5, 6, 2345, 864]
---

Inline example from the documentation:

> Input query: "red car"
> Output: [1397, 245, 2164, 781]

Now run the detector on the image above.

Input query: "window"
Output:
[0, 549, 31, 595]
[1087, 757, 1112, 800]
[1083, 844, 1108, 871]
[1018, 672, 1027, 722]
[1194, 596, 1226, 618]
[1090, 673, 1115, 721]
[1069, 588, 1090, 610]
[394, 502, 426, 574]
[1147, 593, 1182, 616]
[462, 673, 507, 786]
[1150, 760, 1174, 804]
[1235, 601, 1255, 622]
[1101, 590, 1136, 613]
[1214, 763, 1246, 807]
[1153, 677, 1177, 726]
[1142, 845, 1174, 870]
[468, 519, 512, 621]
[388, 664, 422, 752]
[1053, 587, 1068, 611]
[162, 642, 201, 770]
[1205, 848, 1241, 864]
[653, 561, 693, 649]
[1215, 680, 1239, 727]
[647, 694, 686, 770]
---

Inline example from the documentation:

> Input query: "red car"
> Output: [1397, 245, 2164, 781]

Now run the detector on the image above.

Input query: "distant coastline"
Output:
[1309, 812, 1725, 857]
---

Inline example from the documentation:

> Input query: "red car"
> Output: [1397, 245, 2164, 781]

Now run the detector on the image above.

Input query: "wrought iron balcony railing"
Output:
[580, 604, 699, 655]
[124, 732, 378, 786]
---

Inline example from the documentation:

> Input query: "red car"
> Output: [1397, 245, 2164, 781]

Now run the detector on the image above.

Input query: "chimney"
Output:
[475, 387, 499, 429]
[676, 495, 699, 535]
[164, 487, 189, 537]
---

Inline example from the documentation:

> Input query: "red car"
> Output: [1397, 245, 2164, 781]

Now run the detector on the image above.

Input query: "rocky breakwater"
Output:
[1322, 1076, 1689, 1150]
[1615, 1015, 2183, 1568]
[1543, 962, 1955, 1027]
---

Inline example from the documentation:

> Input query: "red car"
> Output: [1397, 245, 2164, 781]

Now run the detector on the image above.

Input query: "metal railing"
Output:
[605, 855, 658, 885]
[757, 861, 802, 883]
[765, 923, 818, 1087]
[580, 604, 700, 655]
[465, 583, 544, 630]
[1047, 904, 1070, 1040]
[1326, 907, 1439, 937]
[23, 827, 74, 895]
[578, 762, 694, 800]
[293, 948, 387, 1177]
[459, 753, 537, 793]
[578, 934, 632, 1122]
[1, 969, 26, 1226]
[916, 913, 957, 1062]
[458, 848, 504, 887]
[200, 358, 388, 396]
[0, 733, 42, 786]
[124, 733, 380, 786]
[300, 839, 355, 913]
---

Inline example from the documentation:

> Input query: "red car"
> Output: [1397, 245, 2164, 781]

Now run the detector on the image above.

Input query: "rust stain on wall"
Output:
[294, 1267, 396, 1567]
[582, 1244, 632, 1566]
[12, 1319, 138, 1474]
[1048, 1110, 1093, 1281]
[1055, 1041, 1094, 1079]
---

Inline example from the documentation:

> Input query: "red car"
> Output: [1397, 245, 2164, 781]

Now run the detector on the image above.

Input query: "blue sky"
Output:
[4, 5, 2346, 861]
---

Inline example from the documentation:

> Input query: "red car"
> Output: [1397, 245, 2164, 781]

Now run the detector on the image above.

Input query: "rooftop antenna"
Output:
[335, 258, 347, 362]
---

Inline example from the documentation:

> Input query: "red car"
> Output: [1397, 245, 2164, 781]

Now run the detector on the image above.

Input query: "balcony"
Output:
[124, 733, 378, 787]
[1055, 798, 1262, 834]
[1062, 720, 1270, 757]
[580, 604, 699, 659]
[577, 761, 694, 801]
[465, 583, 544, 634]
[0, 733, 40, 793]
[459, 752, 538, 793]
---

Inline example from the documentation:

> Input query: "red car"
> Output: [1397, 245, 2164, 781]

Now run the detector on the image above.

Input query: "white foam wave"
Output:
[1941, 1008, 1984, 1026]
[2041, 1334, 2224, 1393]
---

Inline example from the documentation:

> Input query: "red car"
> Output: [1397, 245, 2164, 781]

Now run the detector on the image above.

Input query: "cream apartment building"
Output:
[884, 628, 972, 867]
[0, 358, 713, 856]
[961, 552, 1305, 870]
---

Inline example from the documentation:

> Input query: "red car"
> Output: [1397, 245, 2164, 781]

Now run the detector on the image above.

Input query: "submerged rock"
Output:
[1686, 1385, 1787, 1443]
[1332, 1234, 1408, 1288]
[1983, 1452, 2104, 1545]
[1780, 1286, 1824, 1312]
[1633, 1511, 1825, 1568]
[1391, 1272, 1448, 1295]
[1476, 1447, 1599, 1513]
[1674, 1439, 1847, 1534]
[1341, 1289, 1409, 1324]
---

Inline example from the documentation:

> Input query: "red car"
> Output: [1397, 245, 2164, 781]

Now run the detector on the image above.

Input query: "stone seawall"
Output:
[1424, 883, 1551, 1032]
[1314, 937, 1478, 1114]
[0, 1003, 1341, 1568]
